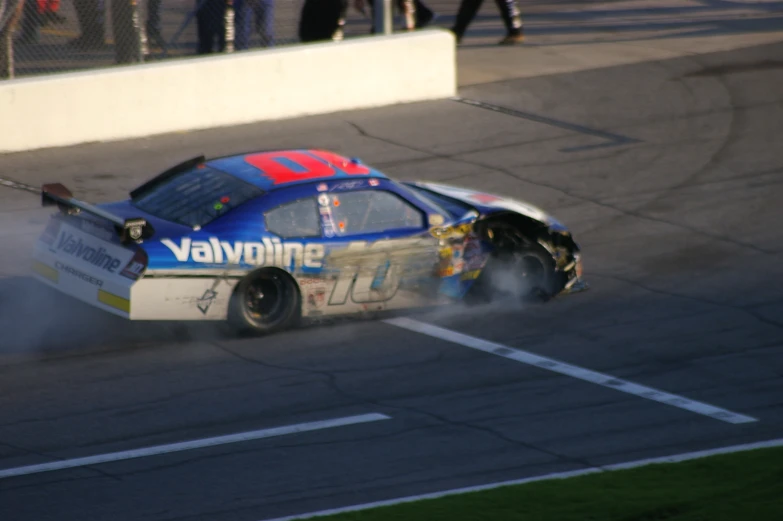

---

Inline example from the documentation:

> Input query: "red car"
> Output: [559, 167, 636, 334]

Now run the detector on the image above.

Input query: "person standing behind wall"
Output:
[298, 0, 345, 42]
[451, 0, 523, 45]
[70, 0, 105, 49]
[196, 0, 226, 52]
[234, 0, 273, 50]
[357, 0, 436, 32]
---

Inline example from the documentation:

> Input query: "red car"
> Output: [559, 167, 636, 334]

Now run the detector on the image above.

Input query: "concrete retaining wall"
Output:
[0, 29, 456, 154]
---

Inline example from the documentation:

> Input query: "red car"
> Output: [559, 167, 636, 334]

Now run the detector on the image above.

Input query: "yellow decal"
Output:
[32, 261, 59, 283]
[98, 290, 130, 313]
[460, 269, 481, 281]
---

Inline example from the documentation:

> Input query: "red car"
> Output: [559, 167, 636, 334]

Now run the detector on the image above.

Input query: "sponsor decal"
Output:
[460, 269, 481, 281]
[121, 260, 145, 280]
[97, 289, 130, 313]
[329, 179, 365, 191]
[32, 260, 59, 283]
[55, 261, 104, 287]
[127, 222, 144, 241]
[451, 243, 465, 273]
[463, 235, 487, 271]
[299, 277, 328, 312]
[428, 214, 444, 226]
[53, 231, 123, 273]
[306, 286, 326, 309]
[319, 206, 337, 238]
[197, 289, 218, 314]
[469, 193, 503, 204]
[160, 237, 325, 269]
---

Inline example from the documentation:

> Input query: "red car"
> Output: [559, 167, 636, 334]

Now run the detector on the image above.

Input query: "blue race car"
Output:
[31, 149, 587, 334]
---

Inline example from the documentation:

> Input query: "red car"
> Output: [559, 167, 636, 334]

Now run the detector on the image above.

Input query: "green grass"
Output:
[309, 446, 783, 521]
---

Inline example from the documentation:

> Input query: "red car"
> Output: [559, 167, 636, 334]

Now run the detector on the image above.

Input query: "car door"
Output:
[314, 187, 443, 313]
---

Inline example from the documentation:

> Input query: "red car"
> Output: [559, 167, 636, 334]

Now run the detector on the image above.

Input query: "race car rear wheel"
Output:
[228, 268, 301, 334]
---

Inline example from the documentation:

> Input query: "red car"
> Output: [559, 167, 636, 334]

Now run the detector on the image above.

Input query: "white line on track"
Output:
[0, 412, 391, 480]
[260, 436, 783, 521]
[384, 317, 758, 425]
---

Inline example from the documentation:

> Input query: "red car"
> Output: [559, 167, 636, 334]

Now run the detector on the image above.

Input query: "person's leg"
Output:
[494, 0, 523, 44]
[146, 0, 165, 48]
[299, 0, 342, 42]
[397, 0, 415, 30]
[17, 0, 42, 44]
[215, 0, 227, 51]
[254, 0, 274, 46]
[451, 0, 483, 43]
[69, 0, 105, 48]
[233, 0, 252, 50]
[196, 0, 216, 53]
[414, 0, 434, 28]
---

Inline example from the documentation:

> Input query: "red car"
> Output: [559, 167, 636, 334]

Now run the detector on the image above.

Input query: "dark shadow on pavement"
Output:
[0, 275, 228, 358]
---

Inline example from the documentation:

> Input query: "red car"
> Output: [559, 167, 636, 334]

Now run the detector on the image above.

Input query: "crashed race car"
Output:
[31, 149, 587, 334]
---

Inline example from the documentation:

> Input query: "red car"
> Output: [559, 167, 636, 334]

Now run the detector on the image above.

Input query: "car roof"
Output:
[205, 149, 388, 191]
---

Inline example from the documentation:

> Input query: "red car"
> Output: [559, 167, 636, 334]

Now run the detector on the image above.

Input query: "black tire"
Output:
[228, 268, 301, 334]
[501, 242, 559, 301]
[467, 221, 560, 304]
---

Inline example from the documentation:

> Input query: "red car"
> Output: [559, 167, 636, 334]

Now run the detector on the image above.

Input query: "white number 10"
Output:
[328, 261, 402, 305]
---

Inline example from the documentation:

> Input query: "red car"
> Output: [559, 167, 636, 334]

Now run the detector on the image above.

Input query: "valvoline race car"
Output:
[31, 149, 587, 334]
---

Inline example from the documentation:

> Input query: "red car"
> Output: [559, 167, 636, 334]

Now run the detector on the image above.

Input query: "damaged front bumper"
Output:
[559, 253, 589, 295]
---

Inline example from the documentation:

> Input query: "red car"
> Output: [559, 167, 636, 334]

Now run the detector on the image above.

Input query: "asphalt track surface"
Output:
[2, 36, 783, 521]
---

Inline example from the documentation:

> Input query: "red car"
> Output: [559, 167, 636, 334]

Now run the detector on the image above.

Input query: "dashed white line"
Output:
[384, 317, 758, 425]
[260, 436, 783, 521]
[0, 412, 391, 480]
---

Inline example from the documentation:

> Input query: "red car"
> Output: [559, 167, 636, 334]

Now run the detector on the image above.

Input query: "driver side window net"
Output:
[326, 190, 424, 235]
[265, 198, 321, 238]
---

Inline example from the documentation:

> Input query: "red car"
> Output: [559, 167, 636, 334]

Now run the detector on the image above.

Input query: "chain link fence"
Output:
[0, 0, 435, 80]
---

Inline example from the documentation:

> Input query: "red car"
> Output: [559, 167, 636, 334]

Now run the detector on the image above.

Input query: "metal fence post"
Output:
[0, 28, 11, 79]
[373, 0, 391, 35]
[0, 0, 22, 79]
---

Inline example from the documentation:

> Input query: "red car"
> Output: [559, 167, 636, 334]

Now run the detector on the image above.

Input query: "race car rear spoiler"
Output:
[41, 183, 155, 245]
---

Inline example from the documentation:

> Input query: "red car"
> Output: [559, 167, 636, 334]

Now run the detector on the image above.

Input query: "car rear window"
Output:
[131, 166, 264, 228]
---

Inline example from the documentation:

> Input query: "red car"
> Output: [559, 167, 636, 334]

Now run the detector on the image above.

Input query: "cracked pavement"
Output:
[1, 20, 783, 521]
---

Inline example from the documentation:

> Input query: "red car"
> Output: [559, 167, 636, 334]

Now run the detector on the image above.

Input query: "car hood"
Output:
[412, 181, 569, 231]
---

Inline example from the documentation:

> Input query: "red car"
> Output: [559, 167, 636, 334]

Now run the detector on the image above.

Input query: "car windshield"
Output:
[131, 165, 264, 228]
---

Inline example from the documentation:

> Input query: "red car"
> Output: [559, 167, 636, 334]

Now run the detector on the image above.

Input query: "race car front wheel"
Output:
[228, 268, 301, 334]
[468, 218, 561, 303]
[504, 243, 559, 301]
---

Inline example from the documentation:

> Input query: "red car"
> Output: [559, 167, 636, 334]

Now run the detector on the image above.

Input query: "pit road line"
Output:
[260, 436, 783, 521]
[384, 317, 758, 425]
[0, 412, 391, 480]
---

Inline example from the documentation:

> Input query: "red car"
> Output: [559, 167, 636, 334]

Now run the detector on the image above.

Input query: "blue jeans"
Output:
[234, 0, 274, 49]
